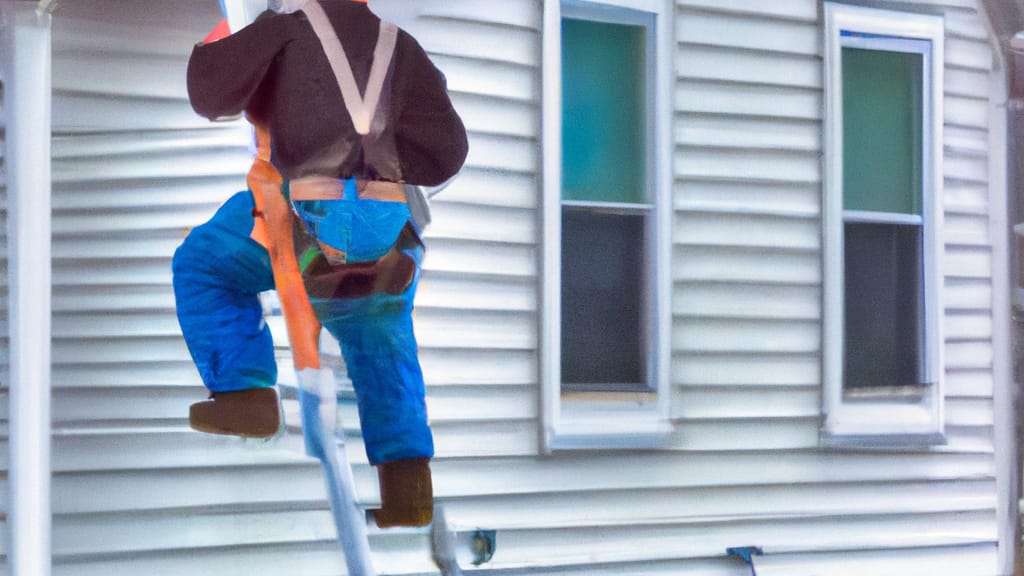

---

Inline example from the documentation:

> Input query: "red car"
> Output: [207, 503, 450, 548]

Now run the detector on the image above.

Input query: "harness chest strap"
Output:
[301, 0, 398, 136]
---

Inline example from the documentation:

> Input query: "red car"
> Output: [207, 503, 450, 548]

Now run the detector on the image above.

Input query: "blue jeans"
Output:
[172, 191, 276, 393]
[172, 188, 434, 465]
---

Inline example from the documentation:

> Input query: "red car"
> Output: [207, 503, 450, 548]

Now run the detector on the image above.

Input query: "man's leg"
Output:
[311, 227, 435, 526]
[172, 191, 280, 437]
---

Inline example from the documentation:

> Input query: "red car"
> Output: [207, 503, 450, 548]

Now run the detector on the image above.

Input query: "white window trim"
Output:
[541, 0, 674, 452]
[822, 3, 945, 446]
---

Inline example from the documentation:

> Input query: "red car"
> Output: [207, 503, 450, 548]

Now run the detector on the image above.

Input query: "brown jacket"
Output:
[187, 1, 468, 186]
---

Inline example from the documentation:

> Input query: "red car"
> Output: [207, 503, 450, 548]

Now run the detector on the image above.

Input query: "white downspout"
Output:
[2, 2, 54, 575]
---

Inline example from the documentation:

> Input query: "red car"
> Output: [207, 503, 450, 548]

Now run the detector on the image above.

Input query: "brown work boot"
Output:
[189, 387, 281, 438]
[373, 458, 434, 528]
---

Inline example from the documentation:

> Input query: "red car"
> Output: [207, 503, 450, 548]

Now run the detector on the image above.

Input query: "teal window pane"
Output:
[842, 47, 924, 215]
[561, 17, 647, 204]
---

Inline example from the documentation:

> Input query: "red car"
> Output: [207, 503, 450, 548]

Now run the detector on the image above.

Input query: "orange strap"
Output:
[249, 125, 322, 371]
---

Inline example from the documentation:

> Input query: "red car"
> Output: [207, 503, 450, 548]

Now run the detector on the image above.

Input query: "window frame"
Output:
[541, 0, 674, 452]
[822, 3, 945, 446]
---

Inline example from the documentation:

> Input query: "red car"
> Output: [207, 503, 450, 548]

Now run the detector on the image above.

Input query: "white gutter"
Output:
[2, 2, 54, 575]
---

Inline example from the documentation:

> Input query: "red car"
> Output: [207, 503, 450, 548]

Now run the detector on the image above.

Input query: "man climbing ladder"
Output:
[173, 0, 468, 537]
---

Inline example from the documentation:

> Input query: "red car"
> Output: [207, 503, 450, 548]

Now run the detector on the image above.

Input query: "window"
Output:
[541, 0, 673, 451]
[822, 3, 945, 445]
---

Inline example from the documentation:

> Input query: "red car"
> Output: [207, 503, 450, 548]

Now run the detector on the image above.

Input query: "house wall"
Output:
[35, 1, 346, 574]
[387, 0, 1001, 574]
[18, 0, 1007, 574]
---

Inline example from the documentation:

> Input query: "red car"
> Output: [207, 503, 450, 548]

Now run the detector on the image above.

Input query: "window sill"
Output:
[546, 396, 673, 451]
[820, 400, 945, 449]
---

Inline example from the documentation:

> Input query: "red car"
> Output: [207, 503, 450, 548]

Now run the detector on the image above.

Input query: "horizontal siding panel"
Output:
[414, 309, 536, 350]
[434, 167, 537, 209]
[431, 54, 535, 102]
[756, 545, 997, 576]
[52, 338, 189, 365]
[676, 148, 820, 184]
[945, 181, 989, 214]
[676, 180, 819, 215]
[937, 278, 987, 309]
[45, 433, 310, 473]
[675, 113, 820, 152]
[673, 353, 820, 386]
[51, 466, 329, 515]
[945, 124, 989, 157]
[450, 93, 536, 138]
[944, 214, 990, 246]
[945, 245, 992, 278]
[53, 236, 181, 260]
[464, 133, 536, 173]
[671, 419, 819, 450]
[674, 319, 818, 354]
[676, 211, 819, 251]
[945, 369, 994, 397]
[946, 94, 990, 130]
[443, 479, 994, 530]
[426, 202, 535, 244]
[946, 341, 994, 371]
[677, 0, 818, 22]
[471, 512, 995, 569]
[675, 386, 819, 419]
[673, 283, 819, 321]
[944, 311, 993, 340]
[420, 0, 540, 28]
[52, 545, 348, 576]
[416, 275, 535, 312]
[676, 9, 818, 55]
[419, 348, 536, 386]
[415, 20, 536, 66]
[945, 398, 995, 427]
[946, 67, 991, 100]
[58, 296, 178, 331]
[945, 153, 989, 185]
[53, 128, 248, 159]
[423, 238, 536, 279]
[52, 176, 247, 211]
[944, 424, 996, 453]
[53, 92, 212, 133]
[53, 53, 188, 100]
[52, 147, 252, 184]
[53, 362, 203, 388]
[677, 45, 820, 88]
[52, 387, 199, 423]
[675, 247, 820, 285]
[54, 508, 336, 557]
[945, 10, 991, 41]
[945, 37, 993, 72]
[676, 80, 822, 120]
[432, 453, 994, 497]
[426, 385, 536, 422]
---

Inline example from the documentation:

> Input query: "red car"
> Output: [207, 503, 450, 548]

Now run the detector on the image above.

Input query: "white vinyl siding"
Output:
[45, 2, 344, 574]
[29, 0, 1006, 574]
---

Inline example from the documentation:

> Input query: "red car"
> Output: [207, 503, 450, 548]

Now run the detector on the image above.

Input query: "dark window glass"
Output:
[561, 208, 647, 390]
[843, 221, 924, 389]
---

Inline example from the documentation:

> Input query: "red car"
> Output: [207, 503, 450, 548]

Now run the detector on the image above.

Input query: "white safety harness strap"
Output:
[301, 0, 398, 135]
